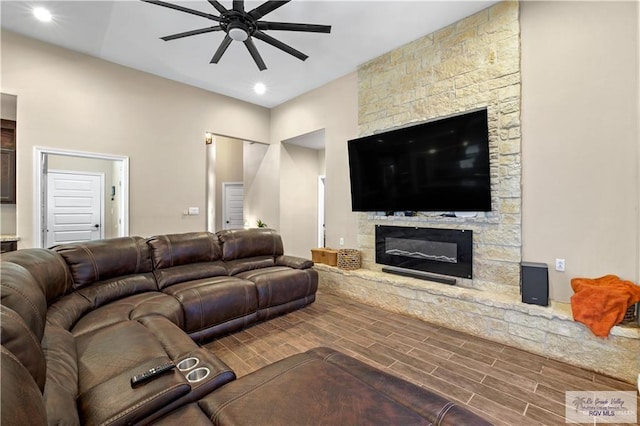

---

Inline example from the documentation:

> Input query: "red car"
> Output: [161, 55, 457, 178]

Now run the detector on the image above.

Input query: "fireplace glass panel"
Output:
[375, 225, 472, 279]
[385, 237, 457, 264]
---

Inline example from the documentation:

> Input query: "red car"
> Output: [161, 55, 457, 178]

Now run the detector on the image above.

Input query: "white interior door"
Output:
[46, 171, 104, 247]
[222, 182, 244, 230]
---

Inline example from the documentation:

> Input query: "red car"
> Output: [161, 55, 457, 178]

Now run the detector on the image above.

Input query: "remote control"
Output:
[130, 362, 176, 387]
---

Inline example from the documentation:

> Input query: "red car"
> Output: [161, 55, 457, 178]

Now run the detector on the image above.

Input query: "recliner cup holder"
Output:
[186, 367, 210, 383]
[177, 357, 200, 371]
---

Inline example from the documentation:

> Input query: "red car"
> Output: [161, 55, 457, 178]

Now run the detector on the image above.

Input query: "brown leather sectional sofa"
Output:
[1, 228, 491, 425]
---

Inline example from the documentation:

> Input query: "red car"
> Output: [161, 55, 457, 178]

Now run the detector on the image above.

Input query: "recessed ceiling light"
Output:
[33, 6, 52, 22]
[254, 83, 267, 95]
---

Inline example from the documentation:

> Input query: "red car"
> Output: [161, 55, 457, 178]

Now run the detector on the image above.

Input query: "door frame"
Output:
[34, 146, 129, 248]
[46, 169, 105, 247]
[221, 181, 243, 230]
[318, 175, 325, 247]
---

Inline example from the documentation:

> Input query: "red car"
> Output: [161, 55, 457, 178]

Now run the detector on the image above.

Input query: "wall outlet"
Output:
[339, 237, 345, 246]
[555, 258, 565, 272]
[188, 207, 199, 215]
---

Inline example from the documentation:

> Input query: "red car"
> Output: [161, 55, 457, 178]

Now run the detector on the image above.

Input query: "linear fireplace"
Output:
[375, 225, 472, 284]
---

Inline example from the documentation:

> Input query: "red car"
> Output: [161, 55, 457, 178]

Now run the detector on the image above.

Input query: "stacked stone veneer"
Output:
[357, 1, 522, 294]
[331, 1, 640, 383]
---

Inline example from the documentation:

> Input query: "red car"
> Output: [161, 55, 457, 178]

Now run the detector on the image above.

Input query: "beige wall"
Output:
[214, 136, 243, 231]
[1, 31, 270, 247]
[520, 1, 639, 302]
[280, 143, 322, 258]
[271, 73, 359, 250]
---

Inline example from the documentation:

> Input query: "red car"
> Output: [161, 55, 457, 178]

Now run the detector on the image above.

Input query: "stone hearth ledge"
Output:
[315, 264, 639, 383]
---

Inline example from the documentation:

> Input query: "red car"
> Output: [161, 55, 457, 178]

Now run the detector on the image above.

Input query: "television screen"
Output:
[348, 108, 491, 212]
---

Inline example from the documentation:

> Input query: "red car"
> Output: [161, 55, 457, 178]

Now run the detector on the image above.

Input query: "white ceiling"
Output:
[1, 0, 498, 108]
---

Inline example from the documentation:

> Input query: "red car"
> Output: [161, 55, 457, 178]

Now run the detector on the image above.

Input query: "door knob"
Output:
[93, 224, 100, 229]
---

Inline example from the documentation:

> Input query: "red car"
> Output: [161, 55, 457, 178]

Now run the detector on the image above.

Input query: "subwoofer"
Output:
[521, 262, 549, 306]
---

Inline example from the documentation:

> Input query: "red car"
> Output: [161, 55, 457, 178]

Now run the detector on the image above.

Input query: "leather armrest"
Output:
[275, 255, 313, 270]
[77, 356, 191, 426]
[137, 348, 236, 425]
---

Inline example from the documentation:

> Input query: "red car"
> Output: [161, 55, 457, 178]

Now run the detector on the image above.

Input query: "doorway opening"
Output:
[34, 147, 129, 248]
[205, 133, 270, 232]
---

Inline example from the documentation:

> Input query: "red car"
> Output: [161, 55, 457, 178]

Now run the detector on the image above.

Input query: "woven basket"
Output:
[622, 303, 637, 324]
[337, 249, 361, 270]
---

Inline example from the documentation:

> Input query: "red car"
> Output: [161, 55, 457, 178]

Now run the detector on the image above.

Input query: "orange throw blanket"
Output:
[571, 275, 640, 337]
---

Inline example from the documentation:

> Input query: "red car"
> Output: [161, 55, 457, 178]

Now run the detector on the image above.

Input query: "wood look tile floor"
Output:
[204, 292, 639, 426]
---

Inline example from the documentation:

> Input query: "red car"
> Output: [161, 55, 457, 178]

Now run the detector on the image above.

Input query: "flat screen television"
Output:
[348, 108, 491, 212]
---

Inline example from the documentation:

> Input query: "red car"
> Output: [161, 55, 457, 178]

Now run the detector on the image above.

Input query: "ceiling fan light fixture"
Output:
[228, 22, 249, 42]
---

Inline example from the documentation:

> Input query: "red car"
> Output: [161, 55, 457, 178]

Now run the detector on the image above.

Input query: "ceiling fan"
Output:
[142, 0, 332, 71]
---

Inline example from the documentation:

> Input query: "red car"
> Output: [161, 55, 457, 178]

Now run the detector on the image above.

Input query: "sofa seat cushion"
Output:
[197, 347, 492, 426]
[75, 319, 190, 393]
[162, 276, 258, 341]
[78, 355, 191, 426]
[235, 266, 318, 312]
[70, 291, 184, 337]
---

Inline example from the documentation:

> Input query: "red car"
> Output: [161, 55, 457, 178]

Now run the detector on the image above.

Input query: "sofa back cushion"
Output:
[0, 262, 48, 342]
[218, 228, 284, 261]
[0, 255, 64, 392]
[0, 305, 47, 392]
[147, 232, 222, 268]
[53, 236, 153, 289]
[0, 263, 48, 391]
[147, 232, 227, 289]
[1, 346, 48, 425]
[1, 249, 72, 304]
[42, 324, 80, 425]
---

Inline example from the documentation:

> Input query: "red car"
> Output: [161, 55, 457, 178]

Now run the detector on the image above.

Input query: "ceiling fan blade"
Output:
[142, 0, 221, 21]
[233, 1, 244, 13]
[253, 30, 308, 61]
[207, 1, 228, 14]
[249, 1, 290, 20]
[161, 26, 222, 41]
[244, 38, 267, 71]
[210, 35, 233, 63]
[257, 22, 331, 33]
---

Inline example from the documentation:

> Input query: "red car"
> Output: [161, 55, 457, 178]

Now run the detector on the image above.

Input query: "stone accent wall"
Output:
[356, 2, 521, 293]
